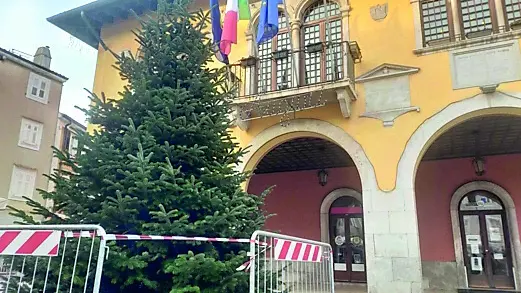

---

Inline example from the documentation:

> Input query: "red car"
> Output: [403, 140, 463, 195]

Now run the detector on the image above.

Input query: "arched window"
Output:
[257, 13, 292, 93]
[302, 1, 342, 84]
[459, 191, 503, 211]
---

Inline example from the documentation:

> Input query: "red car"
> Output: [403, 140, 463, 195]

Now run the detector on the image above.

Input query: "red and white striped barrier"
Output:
[63, 231, 268, 245]
[0, 230, 61, 256]
[274, 238, 323, 262]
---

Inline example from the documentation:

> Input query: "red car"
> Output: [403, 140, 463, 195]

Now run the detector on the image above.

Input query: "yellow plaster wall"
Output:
[89, 0, 521, 191]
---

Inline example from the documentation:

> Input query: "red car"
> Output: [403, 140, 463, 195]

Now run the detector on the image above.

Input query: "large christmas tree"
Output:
[10, 0, 269, 291]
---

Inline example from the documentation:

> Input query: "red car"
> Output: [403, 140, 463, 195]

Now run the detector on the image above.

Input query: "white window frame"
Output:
[8, 165, 37, 201]
[26, 72, 50, 104]
[18, 118, 44, 151]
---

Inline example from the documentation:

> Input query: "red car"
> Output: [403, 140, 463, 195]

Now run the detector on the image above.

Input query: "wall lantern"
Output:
[472, 157, 485, 176]
[318, 169, 328, 186]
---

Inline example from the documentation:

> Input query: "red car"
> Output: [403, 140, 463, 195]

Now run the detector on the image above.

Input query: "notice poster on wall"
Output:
[489, 227, 502, 242]
[471, 256, 483, 271]
[470, 244, 480, 254]
[466, 235, 481, 245]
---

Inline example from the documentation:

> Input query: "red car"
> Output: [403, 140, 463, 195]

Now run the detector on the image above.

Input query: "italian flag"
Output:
[221, 0, 250, 55]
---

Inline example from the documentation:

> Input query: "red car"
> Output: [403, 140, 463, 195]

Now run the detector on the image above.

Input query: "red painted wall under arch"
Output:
[247, 166, 362, 241]
[247, 154, 521, 262]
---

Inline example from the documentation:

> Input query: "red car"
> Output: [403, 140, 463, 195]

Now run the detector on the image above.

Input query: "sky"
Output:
[0, 0, 99, 125]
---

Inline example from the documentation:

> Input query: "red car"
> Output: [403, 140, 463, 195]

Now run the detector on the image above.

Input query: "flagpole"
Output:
[280, 0, 300, 87]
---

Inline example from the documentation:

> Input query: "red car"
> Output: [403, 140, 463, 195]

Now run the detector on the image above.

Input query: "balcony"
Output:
[229, 41, 362, 131]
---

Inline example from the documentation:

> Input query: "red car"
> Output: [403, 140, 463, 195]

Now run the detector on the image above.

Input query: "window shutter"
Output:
[23, 173, 33, 198]
[14, 169, 24, 197]
[31, 124, 39, 145]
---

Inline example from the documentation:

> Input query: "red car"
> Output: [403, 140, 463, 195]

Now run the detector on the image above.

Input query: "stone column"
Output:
[450, 0, 462, 40]
[290, 20, 301, 86]
[410, 0, 424, 49]
[494, 0, 507, 31]
[340, 6, 350, 42]
[363, 187, 423, 293]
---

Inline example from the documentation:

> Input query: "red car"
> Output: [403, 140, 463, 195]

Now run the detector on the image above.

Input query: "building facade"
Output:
[47, 113, 86, 192]
[0, 47, 68, 224]
[50, 0, 521, 292]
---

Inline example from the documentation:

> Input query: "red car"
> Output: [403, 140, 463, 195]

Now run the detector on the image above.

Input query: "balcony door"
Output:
[301, 0, 343, 85]
[459, 191, 514, 289]
[329, 196, 366, 282]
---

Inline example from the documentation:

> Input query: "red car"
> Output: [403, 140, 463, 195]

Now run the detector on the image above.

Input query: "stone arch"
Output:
[294, 0, 347, 23]
[450, 181, 521, 288]
[238, 118, 378, 192]
[319, 188, 362, 242]
[396, 91, 521, 192]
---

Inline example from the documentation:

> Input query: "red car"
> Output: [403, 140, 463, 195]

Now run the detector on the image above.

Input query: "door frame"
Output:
[320, 188, 365, 282]
[329, 213, 367, 282]
[450, 181, 521, 289]
[459, 208, 514, 288]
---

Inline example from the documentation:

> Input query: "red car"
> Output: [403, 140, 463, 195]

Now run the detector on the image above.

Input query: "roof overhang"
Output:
[47, 0, 158, 49]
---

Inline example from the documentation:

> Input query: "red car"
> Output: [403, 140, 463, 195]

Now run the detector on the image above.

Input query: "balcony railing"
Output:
[230, 41, 361, 99]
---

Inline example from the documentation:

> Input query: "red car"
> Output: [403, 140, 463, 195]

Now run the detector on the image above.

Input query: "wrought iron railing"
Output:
[229, 41, 360, 99]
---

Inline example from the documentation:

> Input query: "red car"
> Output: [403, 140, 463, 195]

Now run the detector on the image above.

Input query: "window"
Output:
[459, 0, 495, 38]
[302, 1, 343, 84]
[257, 13, 292, 93]
[420, 0, 452, 44]
[460, 190, 503, 211]
[8, 166, 37, 201]
[68, 133, 79, 157]
[26, 72, 50, 103]
[419, 0, 521, 47]
[504, 0, 521, 28]
[18, 118, 43, 151]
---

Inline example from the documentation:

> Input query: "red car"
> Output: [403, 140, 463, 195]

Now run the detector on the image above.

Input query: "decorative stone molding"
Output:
[230, 106, 250, 131]
[357, 64, 420, 126]
[370, 3, 388, 21]
[356, 63, 420, 82]
[319, 188, 362, 243]
[361, 107, 420, 127]
[450, 181, 521, 289]
[336, 88, 353, 118]
[450, 40, 521, 90]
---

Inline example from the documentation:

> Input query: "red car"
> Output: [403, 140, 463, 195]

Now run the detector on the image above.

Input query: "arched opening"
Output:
[413, 114, 521, 291]
[246, 136, 365, 283]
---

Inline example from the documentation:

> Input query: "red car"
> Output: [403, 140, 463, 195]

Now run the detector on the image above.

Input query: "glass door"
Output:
[459, 191, 514, 289]
[330, 203, 366, 282]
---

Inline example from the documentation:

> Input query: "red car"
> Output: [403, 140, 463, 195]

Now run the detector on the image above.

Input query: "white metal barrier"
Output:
[0, 225, 106, 293]
[249, 231, 334, 293]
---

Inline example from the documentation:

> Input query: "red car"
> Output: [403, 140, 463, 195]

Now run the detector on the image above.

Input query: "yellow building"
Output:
[50, 0, 521, 292]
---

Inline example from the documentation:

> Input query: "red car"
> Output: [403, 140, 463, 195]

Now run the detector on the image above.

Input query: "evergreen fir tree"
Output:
[9, 0, 270, 291]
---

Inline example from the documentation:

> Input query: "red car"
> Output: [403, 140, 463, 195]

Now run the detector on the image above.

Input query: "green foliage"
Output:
[8, 0, 269, 291]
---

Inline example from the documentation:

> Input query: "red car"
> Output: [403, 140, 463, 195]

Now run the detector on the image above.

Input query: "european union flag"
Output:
[210, 0, 229, 64]
[256, 0, 283, 44]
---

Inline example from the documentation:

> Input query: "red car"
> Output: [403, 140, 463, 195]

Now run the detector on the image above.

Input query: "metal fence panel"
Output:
[249, 231, 334, 293]
[0, 225, 106, 293]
